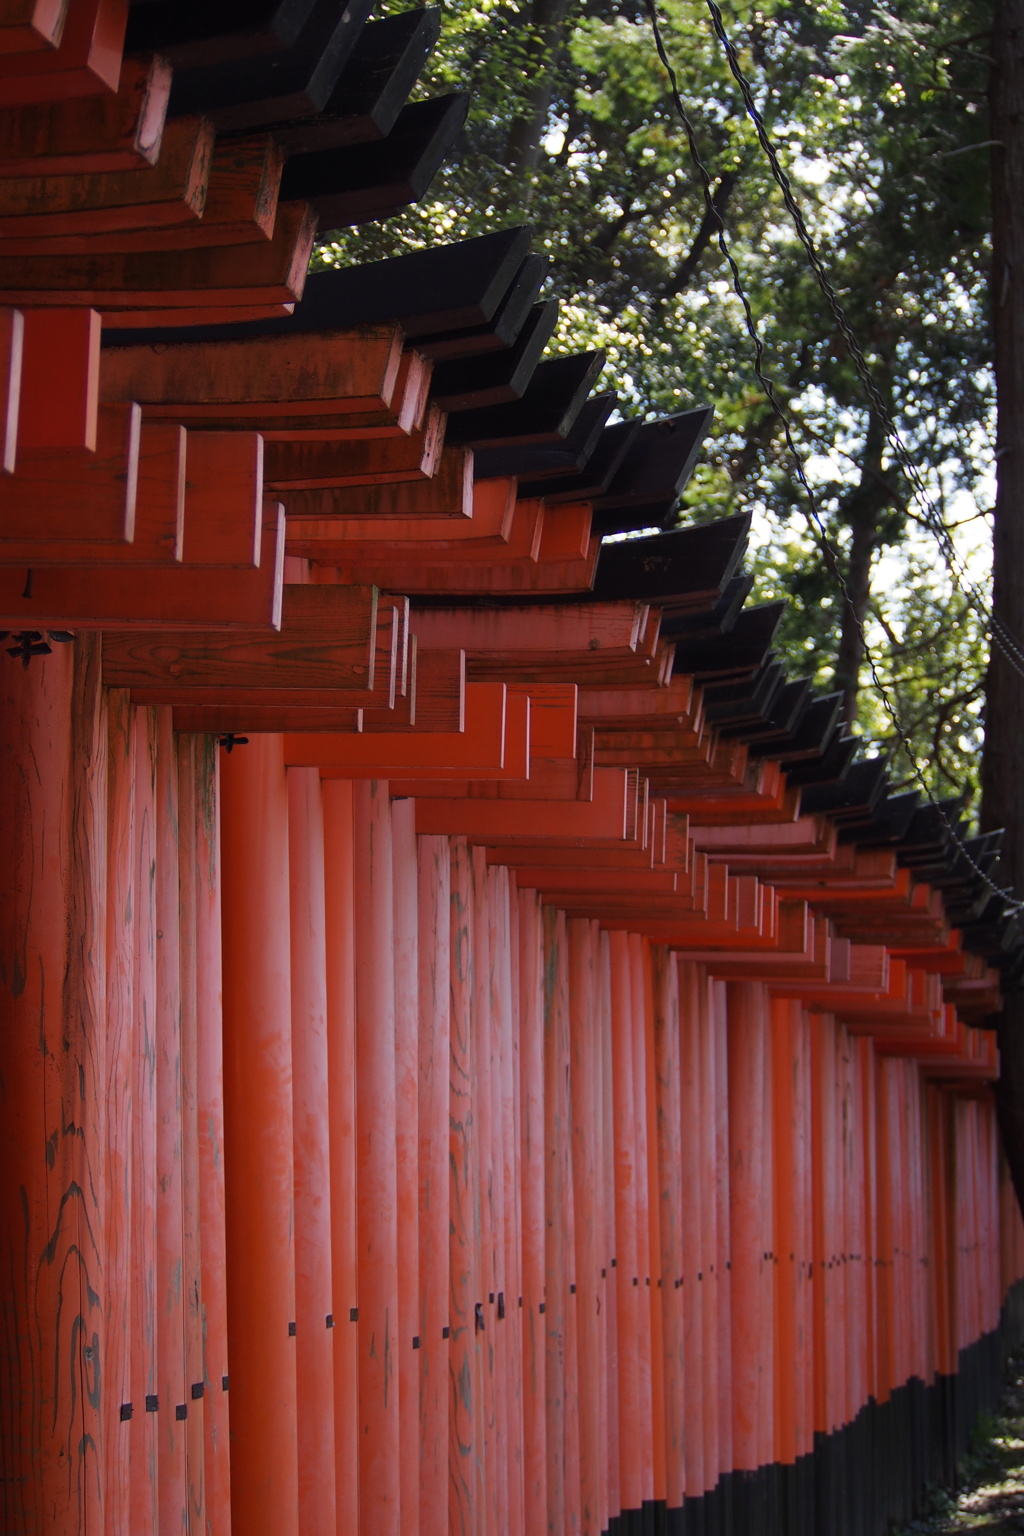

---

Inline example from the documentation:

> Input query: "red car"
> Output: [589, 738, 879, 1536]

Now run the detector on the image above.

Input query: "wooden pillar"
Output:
[652, 945, 685, 1510]
[353, 780, 401, 1536]
[288, 765, 337, 1536]
[728, 981, 771, 1479]
[677, 961, 706, 1502]
[104, 686, 135, 1535]
[597, 931, 619, 1529]
[629, 936, 655, 1510]
[543, 903, 575, 1534]
[711, 977, 733, 1488]
[610, 928, 642, 1516]
[392, 798, 421, 1536]
[518, 886, 548, 1532]
[0, 642, 97, 1534]
[130, 707, 159, 1533]
[221, 733, 299, 1536]
[569, 917, 603, 1534]
[176, 734, 207, 1530]
[417, 833, 451, 1536]
[194, 733, 231, 1535]
[449, 834, 483, 1534]
[472, 849, 499, 1536]
[323, 780, 359, 1536]
[495, 867, 525, 1536]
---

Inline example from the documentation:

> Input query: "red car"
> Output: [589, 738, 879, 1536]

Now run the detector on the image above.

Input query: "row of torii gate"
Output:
[0, 4, 1021, 1535]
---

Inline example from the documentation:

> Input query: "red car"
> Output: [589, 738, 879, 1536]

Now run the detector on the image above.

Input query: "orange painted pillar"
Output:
[639, 938, 668, 1512]
[726, 980, 768, 1478]
[811, 1012, 837, 1447]
[771, 996, 805, 1474]
[569, 917, 603, 1534]
[710, 977, 733, 1487]
[472, 849, 499, 1535]
[323, 780, 359, 1536]
[221, 733, 299, 1536]
[176, 735, 207, 1530]
[418, 833, 452, 1536]
[155, 707, 188, 1532]
[194, 733, 232, 1535]
[518, 886, 548, 1531]
[449, 834, 484, 1533]
[652, 945, 685, 1511]
[130, 708, 160, 1533]
[610, 928, 642, 1516]
[543, 903, 575, 1533]
[629, 935, 655, 1510]
[495, 867, 525, 1535]
[104, 686, 135, 1534]
[288, 765, 337, 1536]
[391, 797, 421, 1536]
[596, 931, 618, 1530]
[0, 642, 93, 1534]
[677, 961, 706, 1502]
[352, 779, 401, 1536]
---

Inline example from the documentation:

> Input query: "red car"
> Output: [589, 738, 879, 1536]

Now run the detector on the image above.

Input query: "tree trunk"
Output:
[503, 0, 575, 182]
[833, 410, 890, 727]
[982, 0, 1024, 1217]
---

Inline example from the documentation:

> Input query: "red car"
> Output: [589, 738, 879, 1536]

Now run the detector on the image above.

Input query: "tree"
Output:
[320, 0, 994, 799]
[982, 0, 1024, 1213]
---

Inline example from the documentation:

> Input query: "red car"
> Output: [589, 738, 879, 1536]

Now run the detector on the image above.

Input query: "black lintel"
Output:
[428, 298, 558, 411]
[444, 350, 605, 448]
[799, 756, 889, 818]
[671, 600, 786, 680]
[846, 788, 923, 845]
[659, 572, 754, 634]
[125, 0, 319, 69]
[761, 691, 843, 763]
[591, 513, 750, 606]
[100, 227, 534, 348]
[414, 252, 548, 362]
[589, 407, 714, 510]
[738, 678, 815, 751]
[167, 0, 376, 131]
[590, 500, 679, 537]
[497, 408, 634, 495]
[283, 92, 470, 229]
[702, 657, 787, 729]
[269, 8, 441, 153]
[786, 730, 858, 788]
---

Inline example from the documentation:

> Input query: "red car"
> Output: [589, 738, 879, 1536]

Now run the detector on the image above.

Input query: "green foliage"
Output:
[315, 0, 994, 804]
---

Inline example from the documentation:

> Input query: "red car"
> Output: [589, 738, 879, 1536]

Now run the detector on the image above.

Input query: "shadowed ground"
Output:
[897, 1353, 1024, 1533]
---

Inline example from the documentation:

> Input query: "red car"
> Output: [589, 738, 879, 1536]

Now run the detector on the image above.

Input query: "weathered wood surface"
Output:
[0, 52, 169, 175]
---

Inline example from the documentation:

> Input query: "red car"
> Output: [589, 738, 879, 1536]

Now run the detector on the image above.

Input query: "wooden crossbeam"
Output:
[0, 112, 214, 236]
[101, 319, 401, 413]
[0, 131, 286, 253]
[0, 416, 183, 562]
[284, 680, 513, 773]
[101, 581, 379, 690]
[264, 404, 443, 488]
[0, 303, 20, 470]
[17, 304, 98, 449]
[0, 398, 139, 542]
[0, 52, 170, 175]
[0, 199, 316, 306]
[0, 0, 68, 57]
[0, 500, 285, 627]
[0, 0, 126, 104]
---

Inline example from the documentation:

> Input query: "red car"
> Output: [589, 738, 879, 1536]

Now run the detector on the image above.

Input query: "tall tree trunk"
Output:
[834, 517, 873, 728]
[982, 0, 1024, 1216]
[833, 410, 889, 727]
[503, 0, 575, 183]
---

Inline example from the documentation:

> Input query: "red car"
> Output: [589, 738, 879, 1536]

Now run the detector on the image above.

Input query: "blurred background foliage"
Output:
[314, 0, 994, 806]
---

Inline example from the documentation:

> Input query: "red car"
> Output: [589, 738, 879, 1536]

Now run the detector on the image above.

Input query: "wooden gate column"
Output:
[287, 765, 337, 1536]
[220, 733, 300, 1536]
[353, 779, 401, 1536]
